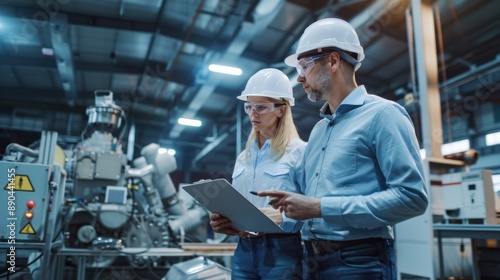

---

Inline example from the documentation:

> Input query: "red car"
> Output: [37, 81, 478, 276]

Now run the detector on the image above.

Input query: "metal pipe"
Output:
[5, 143, 39, 158]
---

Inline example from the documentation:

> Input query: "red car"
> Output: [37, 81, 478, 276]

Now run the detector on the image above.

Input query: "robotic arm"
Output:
[128, 143, 208, 238]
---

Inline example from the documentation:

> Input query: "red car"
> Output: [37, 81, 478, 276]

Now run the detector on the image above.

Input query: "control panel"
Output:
[1, 162, 52, 241]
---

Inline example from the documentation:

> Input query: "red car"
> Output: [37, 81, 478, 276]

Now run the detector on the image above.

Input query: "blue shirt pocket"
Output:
[323, 138, 357, 179]
[264, 165, 290, 177]
[263, 165, 292, 191]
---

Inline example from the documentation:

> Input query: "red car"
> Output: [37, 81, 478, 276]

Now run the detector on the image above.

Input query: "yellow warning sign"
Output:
[4, 175, 35, 192]
[20, 223, 36, 235]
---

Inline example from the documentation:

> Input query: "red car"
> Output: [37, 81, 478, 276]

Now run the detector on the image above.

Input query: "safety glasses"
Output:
[296, 53, 331, 77]
[244, 102, 284, 115]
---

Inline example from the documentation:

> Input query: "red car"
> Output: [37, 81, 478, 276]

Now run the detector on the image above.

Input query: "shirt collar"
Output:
[251, 138, 271, 149]
[319, 85, 367, 117]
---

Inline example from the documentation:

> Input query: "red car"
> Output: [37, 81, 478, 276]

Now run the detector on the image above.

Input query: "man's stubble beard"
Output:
[307, 65, 331, 102]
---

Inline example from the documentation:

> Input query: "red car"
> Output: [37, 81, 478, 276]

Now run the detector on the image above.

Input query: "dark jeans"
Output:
[232, 234, 303, 280]
[302, 239, 396, 280]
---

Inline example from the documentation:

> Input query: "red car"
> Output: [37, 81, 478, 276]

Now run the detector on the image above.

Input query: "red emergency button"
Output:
[27, 201, 35, 209]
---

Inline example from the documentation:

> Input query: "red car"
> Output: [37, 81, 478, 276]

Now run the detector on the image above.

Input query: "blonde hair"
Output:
[243, 98, 301, 160]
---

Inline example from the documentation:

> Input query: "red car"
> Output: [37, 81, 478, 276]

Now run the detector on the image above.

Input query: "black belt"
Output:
[303, 238, 383, 255]
[245, 232, 300, 239]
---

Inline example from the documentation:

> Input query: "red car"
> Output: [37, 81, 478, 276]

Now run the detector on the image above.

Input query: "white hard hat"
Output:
[237, 68, 295, 106]
[285, 18, 364, 71]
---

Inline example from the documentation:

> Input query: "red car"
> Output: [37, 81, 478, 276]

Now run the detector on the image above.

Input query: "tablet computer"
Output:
[182, 178, 284, 233]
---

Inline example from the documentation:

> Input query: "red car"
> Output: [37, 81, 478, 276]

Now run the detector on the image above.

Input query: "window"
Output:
[441, 139, 470, 155]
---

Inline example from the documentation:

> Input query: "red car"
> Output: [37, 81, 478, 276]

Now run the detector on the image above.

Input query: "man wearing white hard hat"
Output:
[259, 18, 428, 279]
[210, 68, 306, 279]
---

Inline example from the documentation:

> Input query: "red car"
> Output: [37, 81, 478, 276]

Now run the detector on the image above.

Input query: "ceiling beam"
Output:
[192, 125, 237, 167]
[0, 4, 214, 49]
[0, 57, 57, 68]
[1, 56, 195, 86]
[0, 97, 86, 114]
[169, 1, 285, 155]
[135, 0, 168, 101]
[350, 0, 407, 29]
[50, 14, 77, 106]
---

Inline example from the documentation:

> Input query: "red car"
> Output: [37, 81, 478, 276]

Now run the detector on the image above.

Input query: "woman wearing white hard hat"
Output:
[209, 68, 306, 279]
[260, 18, 428, 280]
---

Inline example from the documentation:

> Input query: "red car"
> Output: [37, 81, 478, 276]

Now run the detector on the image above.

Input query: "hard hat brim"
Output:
[236, 93, 294, 106]
[236, 95, 247, 101]
[284, 53, 298, 67]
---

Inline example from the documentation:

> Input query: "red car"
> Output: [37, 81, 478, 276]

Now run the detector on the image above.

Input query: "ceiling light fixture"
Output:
[42, 47, 54, 56]
[485, 131, 500, 146]
[178, 117, 202, 127]
[208, 64, 242, 76]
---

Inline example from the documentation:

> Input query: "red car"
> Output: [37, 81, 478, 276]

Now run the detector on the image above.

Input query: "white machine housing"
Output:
[441, 170, 496, 224]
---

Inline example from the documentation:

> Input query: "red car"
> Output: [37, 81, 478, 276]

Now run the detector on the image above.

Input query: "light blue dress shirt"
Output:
[302, 85, 428, 241]
[232, 138, 306, 233]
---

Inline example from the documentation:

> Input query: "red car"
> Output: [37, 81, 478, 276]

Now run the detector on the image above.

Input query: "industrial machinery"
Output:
[0, 131, 66, 280]
[440, 170, 496, 224]
[0, 90, 210, 279]
[397, 146, 500, 280]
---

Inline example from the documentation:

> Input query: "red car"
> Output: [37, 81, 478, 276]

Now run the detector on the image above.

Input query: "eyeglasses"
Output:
[296, 53, 331, 77]
[244, 102, 284, 115]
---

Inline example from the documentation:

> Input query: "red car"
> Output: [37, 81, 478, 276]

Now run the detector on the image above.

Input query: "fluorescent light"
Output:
[42, 47, 54, 56]
[208, 64, 242, 76]
[178, 117, 202, 127]
[441, 139, 470, 155]
[485, 131, 500, 146]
